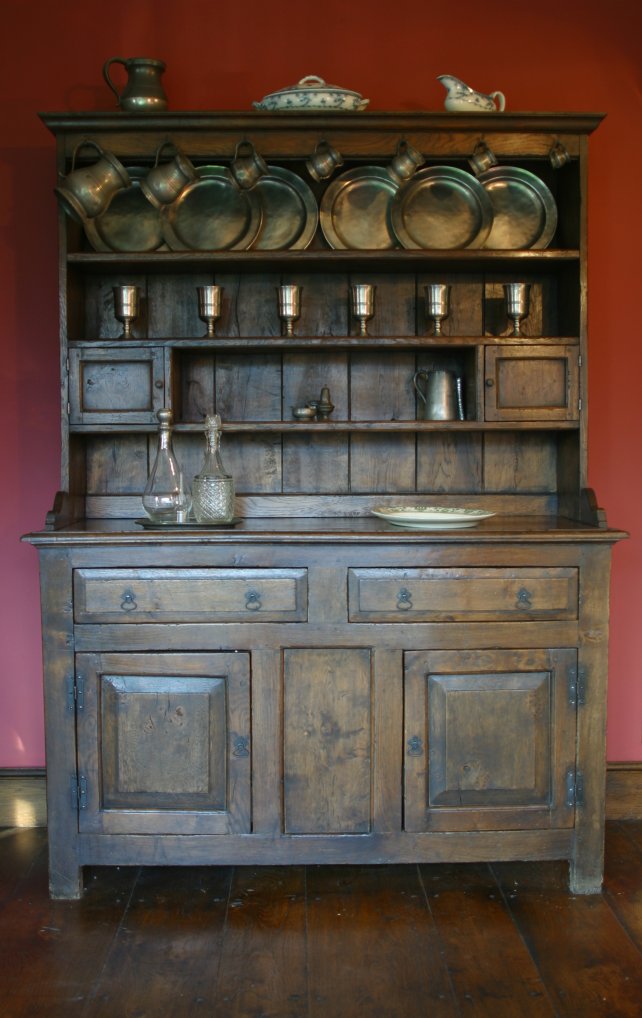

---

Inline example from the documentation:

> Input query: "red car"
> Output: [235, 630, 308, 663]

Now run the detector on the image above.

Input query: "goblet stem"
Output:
[358, 317, 368, 337]
[511, 316, 522, 337]
[432, 317, 443, 336]
[120, 318, 133, 339]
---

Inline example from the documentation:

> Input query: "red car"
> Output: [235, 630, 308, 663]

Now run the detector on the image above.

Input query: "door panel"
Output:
[283, 648, 372, 835]
[76, 652, 251, 835]
[404, 648, 576, 832]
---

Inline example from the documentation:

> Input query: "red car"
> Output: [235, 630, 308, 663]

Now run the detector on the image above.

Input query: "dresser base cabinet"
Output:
[29, 523, 620, 898]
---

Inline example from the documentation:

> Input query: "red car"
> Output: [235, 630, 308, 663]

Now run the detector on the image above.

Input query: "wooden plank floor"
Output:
[1, 822, 642, 1016]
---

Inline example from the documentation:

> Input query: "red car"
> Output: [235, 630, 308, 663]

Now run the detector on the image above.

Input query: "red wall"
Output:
[1, 0, 641, 766]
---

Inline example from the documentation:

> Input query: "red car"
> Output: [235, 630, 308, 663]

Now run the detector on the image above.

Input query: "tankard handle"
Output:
[412, 369, 429, 404]
[102, 58, 128, 103]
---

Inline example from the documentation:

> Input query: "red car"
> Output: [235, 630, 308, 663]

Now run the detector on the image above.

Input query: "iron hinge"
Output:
[578, 396, 583, 412]
[70, 773, 88, 810]
[66, 673, 85, 712]
[568, 666, 586, 707]
[566, 768, 585, 808]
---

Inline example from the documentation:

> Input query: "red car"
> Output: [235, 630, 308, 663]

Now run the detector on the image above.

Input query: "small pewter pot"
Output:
[413, 369, 464, 421]
[103, 57, 168, 112]
[141, 141, 197, 208]
[388, 139, 425, 183]
[54, 139, 130, 223]
[230, 141, 268, 189]
[306, 140, 344, 182]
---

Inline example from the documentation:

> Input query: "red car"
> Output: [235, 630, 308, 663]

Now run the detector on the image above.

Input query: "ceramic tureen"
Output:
[253, 75, 369, 112]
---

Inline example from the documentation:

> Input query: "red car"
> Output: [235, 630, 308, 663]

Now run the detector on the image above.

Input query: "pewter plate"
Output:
[251, 166, 318, 250]
[477, 166, 558, 249]
[160, 166, 262, 251]
[84, 168, 164, 253]
[391, 166, 493, 250]
[320, 166, 400, 250]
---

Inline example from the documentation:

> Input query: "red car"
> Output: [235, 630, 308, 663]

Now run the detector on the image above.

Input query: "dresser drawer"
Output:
[348, 568, 578, 622]
[74, 568, 308, 623]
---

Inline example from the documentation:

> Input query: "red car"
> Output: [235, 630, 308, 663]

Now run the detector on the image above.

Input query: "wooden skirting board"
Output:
[1, 765, 641, 828]
[605, 762, 642, 820]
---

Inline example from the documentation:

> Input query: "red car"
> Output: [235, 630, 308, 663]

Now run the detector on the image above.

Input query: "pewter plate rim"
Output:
[160, 166, 262, 252]
[250, 165, 318, 250]
[390, 166, 494, 250]
[319, 166, 400, 250]
[477, 165, 558, 250]
[84, 167, 165, 253]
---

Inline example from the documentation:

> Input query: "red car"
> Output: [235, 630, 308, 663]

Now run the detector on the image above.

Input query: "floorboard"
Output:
[0, 823, 641, 1017]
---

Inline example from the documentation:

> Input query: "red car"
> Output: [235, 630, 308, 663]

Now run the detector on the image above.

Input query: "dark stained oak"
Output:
[26, 110, 626, 901]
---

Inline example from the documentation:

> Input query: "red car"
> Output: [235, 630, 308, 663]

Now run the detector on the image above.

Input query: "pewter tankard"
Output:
[413, 369, 464, 421]
[103, 57, 168, 112]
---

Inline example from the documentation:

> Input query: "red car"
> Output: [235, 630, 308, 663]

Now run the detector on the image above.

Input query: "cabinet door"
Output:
[484, 345, 579, 421]
[404, 648, 576, 832]
[283, 648, 373, 835]
[68, 347, 166, 424]
[76, 652, 251, 835]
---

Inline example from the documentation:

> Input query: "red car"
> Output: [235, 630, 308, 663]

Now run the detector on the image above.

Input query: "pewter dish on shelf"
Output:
[83, 167, 165, 253]
[391, 166, 494, 250]
[251, 166, 318, 250]
[320, 166, 400, 250]
[477, 166, 557, 249]
[371, 505, 495, 530]
[160, 166, 262, 251]
[253, 75, 369, 112]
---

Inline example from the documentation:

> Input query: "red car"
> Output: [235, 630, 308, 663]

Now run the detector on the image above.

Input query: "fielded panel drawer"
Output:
[73, 568, 308, 622]
[348, 567, 579, 622]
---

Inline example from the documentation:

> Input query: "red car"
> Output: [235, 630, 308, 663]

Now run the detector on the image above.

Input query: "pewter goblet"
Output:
[277, 284, 301, 337]
[504, 282, 531, 337]
[197, 285, 223, 338]
[351, 284, 376, 337]
[113, 285, 139, 339]
[425, 283, 450, 336]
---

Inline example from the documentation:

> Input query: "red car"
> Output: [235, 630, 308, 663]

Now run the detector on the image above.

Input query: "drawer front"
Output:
[74, 568, 308, 622]
[348, 567, 578, 622]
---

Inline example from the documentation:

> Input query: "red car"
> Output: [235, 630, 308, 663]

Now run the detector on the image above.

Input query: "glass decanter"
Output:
[192, 414, 235, 523]
[142, 408, 191, 523]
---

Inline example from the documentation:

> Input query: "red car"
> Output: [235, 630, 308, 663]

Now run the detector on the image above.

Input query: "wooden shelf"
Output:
[69, 419, 580, 434]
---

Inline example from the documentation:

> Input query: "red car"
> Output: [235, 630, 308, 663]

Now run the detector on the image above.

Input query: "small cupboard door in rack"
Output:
[75, 652, 251, 835]
[403, 648, 577, 833]
[484, 345, 580, 422]
[68, 347, 167, 425]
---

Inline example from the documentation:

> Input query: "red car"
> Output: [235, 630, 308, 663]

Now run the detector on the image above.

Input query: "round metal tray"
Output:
[477, 165, 558, 249]
[391, 166, 493, 250]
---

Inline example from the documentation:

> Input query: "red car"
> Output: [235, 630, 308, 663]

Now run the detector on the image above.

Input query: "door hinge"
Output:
[70, 773, 88, 810]
[568, 666, 586, 706]
[66, 673, 85, 711]
[566, 768, 585, 808]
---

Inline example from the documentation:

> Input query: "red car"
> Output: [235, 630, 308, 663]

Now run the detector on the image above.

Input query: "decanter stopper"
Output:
[192, 414, 235, 523]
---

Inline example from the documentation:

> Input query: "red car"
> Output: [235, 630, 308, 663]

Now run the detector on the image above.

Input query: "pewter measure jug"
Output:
[413, 369, 464, 421]
[103, 57, 168, 112]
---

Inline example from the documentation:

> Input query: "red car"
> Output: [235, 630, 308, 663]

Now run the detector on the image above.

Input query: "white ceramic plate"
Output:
[371, 505, 495, 529]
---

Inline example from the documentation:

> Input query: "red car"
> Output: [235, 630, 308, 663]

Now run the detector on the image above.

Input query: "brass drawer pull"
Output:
[396, 587, 413, 611]
[120, 589, 138, 612]
[245, 590, 262, 612]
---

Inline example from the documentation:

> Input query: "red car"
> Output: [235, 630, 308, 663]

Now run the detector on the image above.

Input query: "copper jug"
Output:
[103, 57, 168, 112]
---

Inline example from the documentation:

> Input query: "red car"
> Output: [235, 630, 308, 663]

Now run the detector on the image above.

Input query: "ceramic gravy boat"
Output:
[437, 74, 505, 112]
